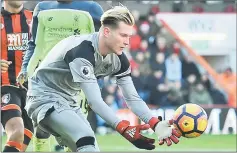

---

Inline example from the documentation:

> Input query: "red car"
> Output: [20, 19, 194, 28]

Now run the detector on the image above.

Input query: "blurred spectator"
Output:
[182, 55, 201, 81]
[101, 84, 117, 98]
[138, 39, 149, 53]
[129, 25, 142, 51]
[131, 68, 148, 101]
[147, 12, 160, 40]
[134, 51, 151, 76]
[146, 70, 168, 106]
[224, 4, 236, 12]
[138, 21, 150, 40]
[150, 52, 166, 75]
[219, 68, 236, 86]
[201, 73, 211, 91]
[158, 28, 175, 47]
[165, 51, 182, 82]
[192, 4, 204, 13]
[131, 9, 141, 25]
[209, 83, 227, 105]
[163, 86, 185, 107]
[115, 88, 127, 109]
[150, 36, 171, 61]
[172, 1, 184, 12]
[150, 5, 160, 15]
[156, 37, 172, 58]
[172, 41, 181, 55]
[181, 74, 197, 103]
[219, 67, 236, 107]
[189, 82, 213, 105]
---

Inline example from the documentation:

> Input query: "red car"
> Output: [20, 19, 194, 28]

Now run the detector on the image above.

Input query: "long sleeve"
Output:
[22, 4, 40, 72]
[68, 57, 122, 128]
[116, 76, 157, 123]
[79, 82, 122, 128]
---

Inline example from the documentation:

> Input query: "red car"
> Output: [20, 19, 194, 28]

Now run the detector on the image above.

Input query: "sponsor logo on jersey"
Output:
[7, 33, 29, 51]
[48, 17, 53, 21]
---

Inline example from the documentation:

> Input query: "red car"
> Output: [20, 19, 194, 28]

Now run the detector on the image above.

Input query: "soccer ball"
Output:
[173, 103, 208, 138]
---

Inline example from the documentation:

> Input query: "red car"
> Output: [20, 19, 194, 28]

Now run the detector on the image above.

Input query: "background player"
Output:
[1, 1, 34, 152]
[25, 6, 181, 152]
[16, 0, 104, 152]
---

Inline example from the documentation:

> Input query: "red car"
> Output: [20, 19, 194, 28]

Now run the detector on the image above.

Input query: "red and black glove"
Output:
[148, 116, 181, 146]
[116, 120, 155, 150]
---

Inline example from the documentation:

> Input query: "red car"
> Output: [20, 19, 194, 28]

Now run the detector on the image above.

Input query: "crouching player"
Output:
[24, 5, 181, 152]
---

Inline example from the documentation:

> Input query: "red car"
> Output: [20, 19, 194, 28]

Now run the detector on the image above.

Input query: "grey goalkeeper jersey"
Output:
[27, 32, 156, 128]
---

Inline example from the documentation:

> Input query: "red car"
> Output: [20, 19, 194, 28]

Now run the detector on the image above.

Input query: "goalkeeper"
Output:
[16, 0, 103, 152]
[25, 6, 181, 152]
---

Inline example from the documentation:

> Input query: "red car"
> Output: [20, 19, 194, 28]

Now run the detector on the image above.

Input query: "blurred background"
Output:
[2, 0, 237, 151]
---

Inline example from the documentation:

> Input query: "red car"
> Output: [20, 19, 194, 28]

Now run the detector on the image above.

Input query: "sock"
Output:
[3, 141, 22, 152]
[24, 128, 33, 146]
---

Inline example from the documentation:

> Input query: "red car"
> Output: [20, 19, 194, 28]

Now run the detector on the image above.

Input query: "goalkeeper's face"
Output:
[106, 21, 133, 55]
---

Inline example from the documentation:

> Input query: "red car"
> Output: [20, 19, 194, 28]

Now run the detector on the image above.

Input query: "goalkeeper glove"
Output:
[149, 117, 181, 146]
[116, 120, 155, 150]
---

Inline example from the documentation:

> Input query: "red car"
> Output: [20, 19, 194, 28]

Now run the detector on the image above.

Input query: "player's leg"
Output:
[21, 109, 34, 151]
[1, 86, 25, 152]
[39, 106, 99, 152]
[74, 107, 100, 151]
[61, 90, 90, 152]
[19, 88, 34, 151]
[32, 126, 51, 152]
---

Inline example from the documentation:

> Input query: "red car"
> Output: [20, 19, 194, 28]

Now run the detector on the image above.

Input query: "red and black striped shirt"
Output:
[1, 8, 32, 86]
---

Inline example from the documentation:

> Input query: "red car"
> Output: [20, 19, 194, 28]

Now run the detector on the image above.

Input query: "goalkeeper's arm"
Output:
[79, 81, 155, 150]
[116, 75, 181, 146]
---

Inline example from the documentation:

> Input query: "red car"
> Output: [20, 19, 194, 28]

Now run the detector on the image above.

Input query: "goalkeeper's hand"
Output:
[16, 70, 28, 85]
[116, 120, 155, 150]
[149, 117, 181, 146]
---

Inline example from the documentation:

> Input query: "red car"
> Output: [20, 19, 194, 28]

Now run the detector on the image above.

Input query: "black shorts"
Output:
[1, 85, 33, 133]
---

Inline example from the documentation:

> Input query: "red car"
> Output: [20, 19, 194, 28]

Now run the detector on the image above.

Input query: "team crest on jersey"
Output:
[7, 33, 29, 51]
[81, 66, 91, 78]
[2, 93, 11, 104]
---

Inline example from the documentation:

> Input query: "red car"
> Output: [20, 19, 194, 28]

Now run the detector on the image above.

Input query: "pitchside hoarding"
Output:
[156, 13, 236, 56]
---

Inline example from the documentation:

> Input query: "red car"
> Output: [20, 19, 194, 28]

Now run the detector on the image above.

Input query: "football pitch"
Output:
[1, 133, 236, 152]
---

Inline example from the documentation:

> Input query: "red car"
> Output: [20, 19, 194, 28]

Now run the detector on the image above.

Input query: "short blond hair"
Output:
[100, 5, 135, 28]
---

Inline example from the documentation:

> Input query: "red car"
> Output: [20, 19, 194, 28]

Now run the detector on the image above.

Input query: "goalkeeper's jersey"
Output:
[27, 32, 131, 98]
[26, 32, 156, 128]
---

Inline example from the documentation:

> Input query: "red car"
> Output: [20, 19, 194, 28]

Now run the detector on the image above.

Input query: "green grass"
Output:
[1, 133, 236, 152]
